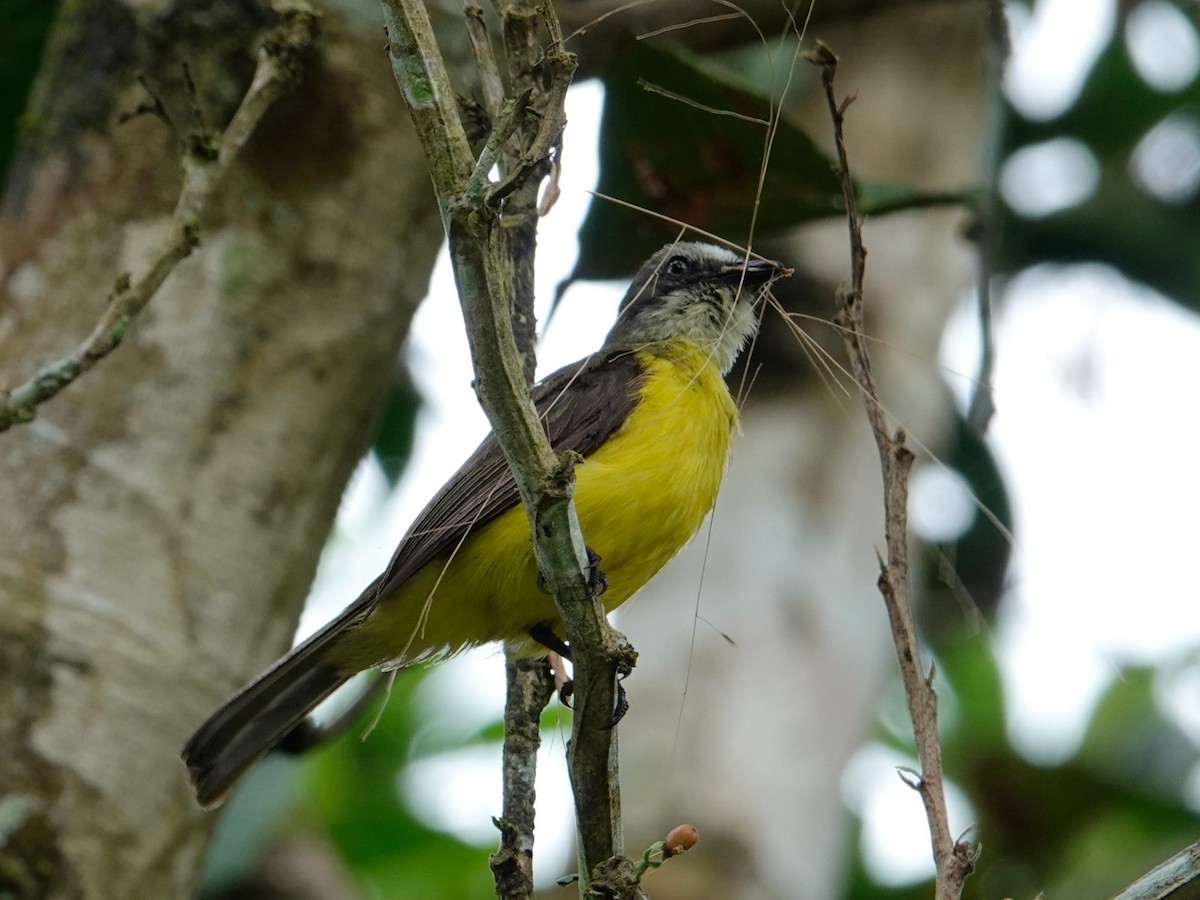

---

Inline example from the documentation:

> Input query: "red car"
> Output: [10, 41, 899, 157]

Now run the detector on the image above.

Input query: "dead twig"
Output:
[805, 40, 978, 900]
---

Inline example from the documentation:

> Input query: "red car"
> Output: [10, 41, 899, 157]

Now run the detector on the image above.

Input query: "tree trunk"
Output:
[0, 2, 442, 896]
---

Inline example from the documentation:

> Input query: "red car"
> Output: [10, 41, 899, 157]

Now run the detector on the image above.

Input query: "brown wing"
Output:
[363, 349, 643, 614]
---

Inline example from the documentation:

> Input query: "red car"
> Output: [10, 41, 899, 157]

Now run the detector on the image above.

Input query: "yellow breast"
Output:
[572, 344, 739, 611]
[335, 341, 739, 667]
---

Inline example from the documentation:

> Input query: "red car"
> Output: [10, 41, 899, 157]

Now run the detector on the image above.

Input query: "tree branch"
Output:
[806, 41, 977, 900]
[491, 653, 556, 899]
[463, 0, 506, 121]
[380, 2, 635, 895]
[0, 1, 319, 433]
[1113, 837, 1200, 900]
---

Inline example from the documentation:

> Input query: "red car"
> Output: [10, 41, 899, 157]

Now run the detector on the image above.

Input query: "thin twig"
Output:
[487, 2, 573, 390]
[486, 52, 573, 207]
[492, 4, 635, 893]
[464, 0, 506, 119]
[805, 40, 977, 900]
[637, 79, 771, 126]
[459, 10, 553, 896]
[966, 0, 1009, 432]
[0, 2, 319, 433]
[497, 0, 571, 182]
[485, 5, 582, 898]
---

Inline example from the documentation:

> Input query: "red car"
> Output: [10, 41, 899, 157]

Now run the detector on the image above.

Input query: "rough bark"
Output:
[0, 2, 443, 897]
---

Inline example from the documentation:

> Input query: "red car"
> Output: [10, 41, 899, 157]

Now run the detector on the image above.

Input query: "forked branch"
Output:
[379, 3, 637, 897]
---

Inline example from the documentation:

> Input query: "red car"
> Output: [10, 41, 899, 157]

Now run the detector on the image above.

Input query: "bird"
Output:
[182, 240, 784, 808]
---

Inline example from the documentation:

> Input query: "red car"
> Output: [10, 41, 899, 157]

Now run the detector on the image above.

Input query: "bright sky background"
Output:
[297, 0, 1200, 889]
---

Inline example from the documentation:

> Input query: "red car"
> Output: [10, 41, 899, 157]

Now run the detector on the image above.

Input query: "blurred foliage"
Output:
[998, 2, 1200, 309]
[573, 40, 968, 281]
[849, 3, 1200, 897]
[197, 755, 305, 897]
[847, 639, 1200, 900]
[573, 39, 840, 279]
[917, 412, 1014, 639]
[299, 672, 498, 899]
[0, 0, 56, 179]
[197, 667, 533, 900]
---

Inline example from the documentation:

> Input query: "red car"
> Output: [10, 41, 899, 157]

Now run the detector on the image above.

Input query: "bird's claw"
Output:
[586, 547, 608, 598]
[604, 679, 629, 729]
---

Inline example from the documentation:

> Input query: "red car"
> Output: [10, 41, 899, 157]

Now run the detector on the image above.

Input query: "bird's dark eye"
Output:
[665, 256, 690, 277]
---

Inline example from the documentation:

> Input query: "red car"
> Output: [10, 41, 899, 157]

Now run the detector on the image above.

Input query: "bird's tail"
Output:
[182, 594, 375, 808]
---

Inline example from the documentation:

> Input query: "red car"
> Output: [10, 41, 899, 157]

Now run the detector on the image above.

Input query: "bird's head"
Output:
[603, 242, 785, 373]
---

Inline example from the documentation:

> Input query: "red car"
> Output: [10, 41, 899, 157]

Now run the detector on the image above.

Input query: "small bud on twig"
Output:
[636, 823, 701, 875]
[663, 824, 699, 859]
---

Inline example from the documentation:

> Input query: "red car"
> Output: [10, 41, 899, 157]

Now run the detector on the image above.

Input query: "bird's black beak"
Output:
[719, 257, 784, 286]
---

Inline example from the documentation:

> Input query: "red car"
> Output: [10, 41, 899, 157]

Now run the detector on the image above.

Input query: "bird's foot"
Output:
[562, 678, 628, 727]
[586, 547, 608, 597]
